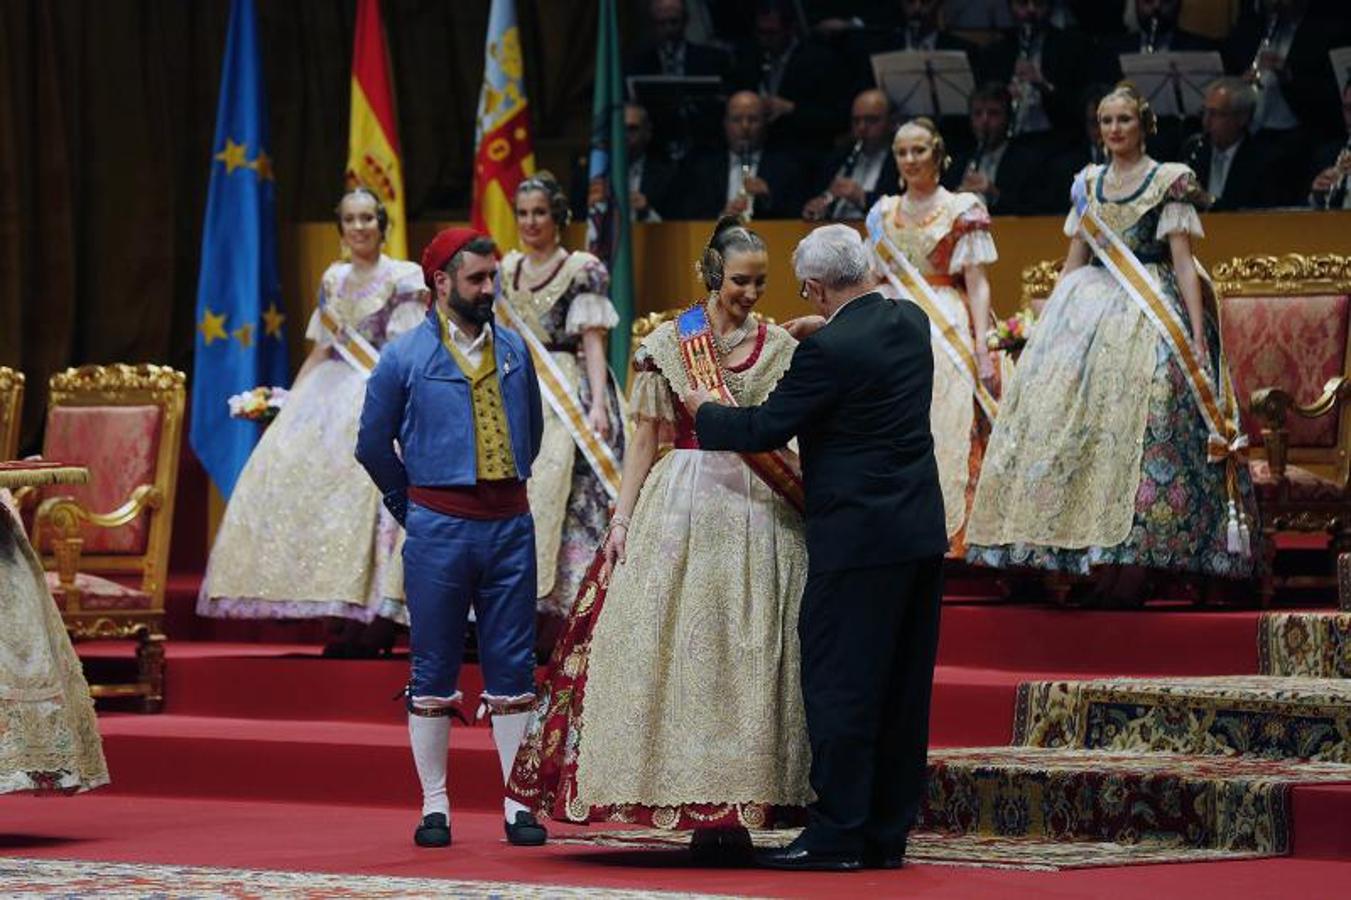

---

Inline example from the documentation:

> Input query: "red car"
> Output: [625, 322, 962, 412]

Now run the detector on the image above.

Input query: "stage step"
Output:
[1013, 675, 1351, 762]
[920, 746, 1351, 856]
[1260, 612, 1351, 678]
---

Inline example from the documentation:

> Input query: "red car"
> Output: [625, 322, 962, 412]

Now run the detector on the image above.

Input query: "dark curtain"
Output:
[0, 0, 612, 451]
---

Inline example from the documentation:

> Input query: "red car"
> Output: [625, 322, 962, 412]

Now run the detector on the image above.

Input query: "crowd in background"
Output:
[579, 0, 1351, 221]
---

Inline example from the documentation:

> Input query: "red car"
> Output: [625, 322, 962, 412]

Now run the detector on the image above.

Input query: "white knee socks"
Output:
[492, 711, 531, 822]
[408, 714, 451, 819]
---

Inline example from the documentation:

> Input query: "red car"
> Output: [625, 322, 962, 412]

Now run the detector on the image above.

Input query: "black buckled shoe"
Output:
[414, 812, 451, 848]
[505, 811, 548, 846]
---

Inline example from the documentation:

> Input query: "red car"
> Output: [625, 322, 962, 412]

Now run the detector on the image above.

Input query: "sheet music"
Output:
[1118, 51, 1224, 117]
[870, 50, 974, 118]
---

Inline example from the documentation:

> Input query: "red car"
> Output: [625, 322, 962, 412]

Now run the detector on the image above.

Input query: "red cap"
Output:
[420, 227, 492, 290]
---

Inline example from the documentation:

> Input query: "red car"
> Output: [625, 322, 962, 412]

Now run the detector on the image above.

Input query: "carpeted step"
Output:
[920, 746, 1351, 855]
[1260, 612, 1351, 678]
[1013, 675, 1351, 762]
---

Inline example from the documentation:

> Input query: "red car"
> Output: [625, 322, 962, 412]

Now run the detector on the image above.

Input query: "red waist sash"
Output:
[409, 480, 529, 520]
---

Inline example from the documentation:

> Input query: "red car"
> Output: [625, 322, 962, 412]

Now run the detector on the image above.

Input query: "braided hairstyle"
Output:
[516, 170, 572, 228]
[697, 215, 766, 292]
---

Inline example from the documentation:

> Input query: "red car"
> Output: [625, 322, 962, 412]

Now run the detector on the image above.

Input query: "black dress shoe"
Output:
[690, 827, 754, 866]
[505, 811, 548, 846]
[864, 839, 907, 869]
[756, 841, 863, 872]
[414, 812, 451, 847]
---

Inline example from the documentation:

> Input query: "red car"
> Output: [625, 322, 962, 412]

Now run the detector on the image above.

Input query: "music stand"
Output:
[1119, 51, 1224, 118]
[870, 50, 974, 120]
[627, 75, 725, 159]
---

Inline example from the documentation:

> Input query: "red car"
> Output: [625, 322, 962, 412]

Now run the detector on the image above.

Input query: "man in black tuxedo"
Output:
[979, 0, 1092, 144]
[802, 88, 900, 221]
[1183, 77, 1282, 210]
[944, 81, 1046, 214]
[684, 225, 947, 871]
[569, 104, 678, 223]
[1102, 0, 1217, 75]
[678, 91, 809, 219]
[628, 0, 733, 159]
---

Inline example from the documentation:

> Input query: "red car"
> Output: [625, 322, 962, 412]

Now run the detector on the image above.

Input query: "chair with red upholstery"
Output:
[24, 364, 185, 712]
[1214, 253, 1351, 606]
[0, 366, 23, 460]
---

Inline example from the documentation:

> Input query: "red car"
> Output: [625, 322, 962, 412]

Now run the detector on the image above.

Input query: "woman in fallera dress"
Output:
[0, 492, 107, 795]
[497, 172, 626, 646]
[865, 117, 999, 553]
[198, 188, 427, 651]
[965, 83, 1257, 604]
[506, 218, 812, 858]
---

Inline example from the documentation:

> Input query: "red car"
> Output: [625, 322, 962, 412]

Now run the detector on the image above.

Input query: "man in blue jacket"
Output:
[356, 227, 545, 850]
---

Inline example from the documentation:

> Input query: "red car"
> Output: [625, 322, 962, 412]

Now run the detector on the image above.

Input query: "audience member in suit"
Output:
[1222, 0, 1349, 143]
[729, 2, 851, 154]
[679, 90, 810, 219]
[943, 81, 1046, 214]
[1307, 80, 1351, 209]
[1181, 78, 1281, 210]
[979, 0, 1092, 145]
[1045, 83, 1113, 213]
[628, 0, 733, 159]
[572, 103, 680, 224]
[803, 89, 901, 221]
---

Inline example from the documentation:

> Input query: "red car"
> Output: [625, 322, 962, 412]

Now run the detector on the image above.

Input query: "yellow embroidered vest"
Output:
[438, 312, 518, 481]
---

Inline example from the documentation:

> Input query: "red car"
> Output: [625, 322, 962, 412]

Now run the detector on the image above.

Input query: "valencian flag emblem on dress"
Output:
[472, 0, 535, 251]
[346, 0, 407, 260]
[587, 0, 635, 383]
[190, 0, 288, 499]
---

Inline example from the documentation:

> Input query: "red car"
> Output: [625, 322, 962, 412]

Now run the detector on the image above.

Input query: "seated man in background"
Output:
[978, 0, 1092, 147]
[1308, 78, 1351, 210]
[572, 104, 677, 223]
[680, 90, 809, 219]
[803, 88, 900, 221]
[628, 0, 732, 160]
[1181, 77, 1281, 210]
[944, 81, 1045, 214]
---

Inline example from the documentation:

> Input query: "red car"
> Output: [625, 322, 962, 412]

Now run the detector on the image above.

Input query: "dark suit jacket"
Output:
[695, 292, 949, 572]
[978, 27, 1091, 136]
[729, 39, 851, 150]
[1222, 12, 1351, 140]
[812, 143, 901, 217]
[943, 137, 1047, 214]
[1180, 133, 1280, 211]
[627, 40, 731, 82]
[568, 153, 680, 223]
[678, 146, 810, 219]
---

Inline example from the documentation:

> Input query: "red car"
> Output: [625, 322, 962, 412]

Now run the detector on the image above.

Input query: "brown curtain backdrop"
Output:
[0, 0, 612, 452]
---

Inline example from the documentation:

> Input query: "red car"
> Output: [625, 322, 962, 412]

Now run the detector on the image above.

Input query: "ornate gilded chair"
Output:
[1020, 259, 1062, 317]
[23, 364, 186, 712]
[0, 366, 22, 460]
[1214, 254, 1351, 605]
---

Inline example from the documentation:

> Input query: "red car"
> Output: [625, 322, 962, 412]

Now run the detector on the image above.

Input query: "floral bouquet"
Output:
[985, 309, 1036, 354]
[227, 386, 288, 423]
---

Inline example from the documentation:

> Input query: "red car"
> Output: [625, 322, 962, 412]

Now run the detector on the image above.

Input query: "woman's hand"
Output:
[976, 346, 997, 393]
[586, 402, 611, 440]
[1191, 323, 1210, 364]
[603, 520, 628, 567]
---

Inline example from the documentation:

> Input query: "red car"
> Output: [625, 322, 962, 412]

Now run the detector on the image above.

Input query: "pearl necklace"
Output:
[711, 319, 753, 356]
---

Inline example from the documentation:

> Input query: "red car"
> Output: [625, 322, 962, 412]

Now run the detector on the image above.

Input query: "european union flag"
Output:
[190, 0, 288, 499]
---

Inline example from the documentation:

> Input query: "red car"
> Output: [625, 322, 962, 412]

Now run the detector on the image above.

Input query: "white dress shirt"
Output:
[726, 150, 762, 205]
[1207, 140, 1241, 200]
[447, 318, 492, 370]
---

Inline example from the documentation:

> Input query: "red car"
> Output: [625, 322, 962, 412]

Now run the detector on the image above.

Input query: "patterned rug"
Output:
[1012, 675, 1351, 761]
[0, 857, 750, 899]
[1259, 612, 1351, 678]
[556, 826, 1271, 871]
[920, 746, 1351, 854]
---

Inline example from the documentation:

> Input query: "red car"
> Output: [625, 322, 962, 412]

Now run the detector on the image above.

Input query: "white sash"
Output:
[317, 303, 380, 378]
[866, 203, 999, 420]
[494, 299, 622, 501]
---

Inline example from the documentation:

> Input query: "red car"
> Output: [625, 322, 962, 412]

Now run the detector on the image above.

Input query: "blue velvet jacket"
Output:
[355, 309, 544, 524]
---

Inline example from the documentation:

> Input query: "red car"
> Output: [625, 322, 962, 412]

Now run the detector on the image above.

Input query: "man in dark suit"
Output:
[1307, 79, 1351, 208]
[628, 0, 733, 159]
[1102, 0, 1217, 75]
[1183, 77, 1283, 210]
[802, 88, 900, 221]
[679, 90, 810, 219]
[569, 103, 678, 223]
[684, 225, 948, 871]
[944, 81, 1046, 214]
[979, 0, 1092, 143]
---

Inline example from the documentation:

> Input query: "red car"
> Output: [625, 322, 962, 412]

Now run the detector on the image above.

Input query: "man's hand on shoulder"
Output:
[680, 386, 718, 417]
[784, 315, 828, 340]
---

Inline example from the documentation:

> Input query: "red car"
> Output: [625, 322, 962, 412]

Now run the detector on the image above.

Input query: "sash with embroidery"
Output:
[317, 299, 381, 378]
[1070, 170, 1250, 555]
[494, 298, 622, 501]
[677, 304, 805, 514]
[865, 203, 998, 420]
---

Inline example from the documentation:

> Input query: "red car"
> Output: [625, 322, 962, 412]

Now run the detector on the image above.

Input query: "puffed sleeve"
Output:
[1061, 165, 1095, 237]
[948, 204, 999, 273]
[305, 307, 328, 346]
[1155, 168, 1209, 240]
[564, 259, 620, 335]
[1062, 206, 1082, 238]
[628, 346, 677, 424]
[386, 263, 430, 340]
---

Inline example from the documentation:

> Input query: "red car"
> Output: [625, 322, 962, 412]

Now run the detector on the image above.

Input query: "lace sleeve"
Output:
[628, 349, 676, 424]
[386, 298, 427, 341]
[565, 293, 621, 335]
[1062, 206, 1082, 238]
[948, 232, 998, 272]
[305, 307, 331, 347]
[1155, 202, 1205, 240]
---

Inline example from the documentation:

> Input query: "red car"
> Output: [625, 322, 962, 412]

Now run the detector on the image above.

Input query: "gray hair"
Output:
[1206, 76, 1258, 119]
[793, 224, 872, 289]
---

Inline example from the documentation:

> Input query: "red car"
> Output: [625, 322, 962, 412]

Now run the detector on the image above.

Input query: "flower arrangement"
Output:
[227, 386, 288, 423]
[985, 309, 1036, 353]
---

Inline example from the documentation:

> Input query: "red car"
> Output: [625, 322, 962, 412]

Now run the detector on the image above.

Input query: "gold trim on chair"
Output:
[1213, 253, 1351, 297]
[0, 366, 24, 460]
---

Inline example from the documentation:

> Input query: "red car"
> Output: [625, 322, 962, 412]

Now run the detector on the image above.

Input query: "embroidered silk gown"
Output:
[506, 319, 813, 829]
[199, 256, 427, 621]
[0, 494, 108, 794]
[870, 190, 999, 549]
[498, 250, 626, 618]
[966, 163, 1257, 577]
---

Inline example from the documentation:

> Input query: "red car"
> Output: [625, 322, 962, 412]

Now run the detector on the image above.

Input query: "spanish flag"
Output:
[346, 0, 407, 260]
[472, 0, 535, 251]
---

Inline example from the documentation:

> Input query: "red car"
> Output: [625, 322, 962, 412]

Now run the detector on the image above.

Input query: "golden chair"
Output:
[0, 366, 22, 460]
[23, 364, 186, 712]
[1214, 254, 1351, 606]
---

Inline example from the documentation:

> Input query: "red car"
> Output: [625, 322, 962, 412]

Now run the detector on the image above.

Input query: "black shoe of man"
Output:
[755, 835, 862, 872]
[414, 812, 451, 848]
[505, 811, 548, 846]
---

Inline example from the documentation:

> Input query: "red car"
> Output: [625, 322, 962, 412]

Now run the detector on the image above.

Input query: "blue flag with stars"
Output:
[190, 0, 288, 499]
